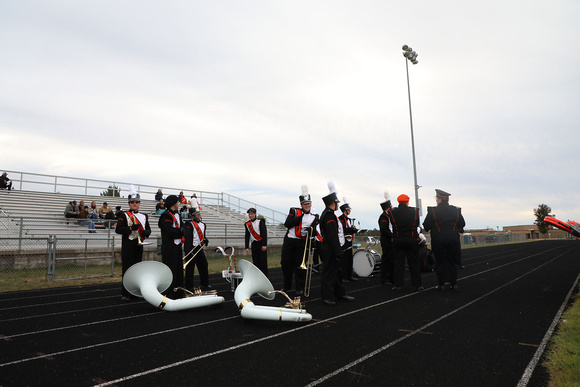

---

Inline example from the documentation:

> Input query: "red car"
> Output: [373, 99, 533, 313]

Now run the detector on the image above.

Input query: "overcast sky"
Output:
[1, 1, 579, 230]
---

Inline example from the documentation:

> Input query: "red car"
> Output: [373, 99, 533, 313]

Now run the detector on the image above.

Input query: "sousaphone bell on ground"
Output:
[234, 259, 312, 322]
[123, 261, 224, 311]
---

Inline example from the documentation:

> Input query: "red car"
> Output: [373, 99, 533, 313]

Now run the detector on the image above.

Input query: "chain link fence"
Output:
[0, 236, 118, 290]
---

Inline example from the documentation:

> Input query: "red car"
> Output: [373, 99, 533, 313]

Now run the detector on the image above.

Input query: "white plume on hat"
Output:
[343, 196, 349, 204]
[327, 180, 337, 194]
[301, 185, 309, 195]
[384, 191, 390, 201]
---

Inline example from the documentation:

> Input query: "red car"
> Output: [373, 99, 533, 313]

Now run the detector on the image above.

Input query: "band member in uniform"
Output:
[422, 189, 466, 290]
[244, 207, 268, 276]
[320, 181, 355, 305]
[386, 194, 423, 291]
[281, 185, 318, 295]
[378, 192, 394, 285]
[183, 205, 211, 291]
[338, 197, 358, 282]
[115, 186, 151, 301]
[158, 194, 184, 299]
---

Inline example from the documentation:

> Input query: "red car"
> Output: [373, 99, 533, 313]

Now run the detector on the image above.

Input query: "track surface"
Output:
[1, 240, 579, 386]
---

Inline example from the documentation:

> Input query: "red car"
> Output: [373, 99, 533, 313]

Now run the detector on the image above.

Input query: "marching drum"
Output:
[352, 249, 381, 277]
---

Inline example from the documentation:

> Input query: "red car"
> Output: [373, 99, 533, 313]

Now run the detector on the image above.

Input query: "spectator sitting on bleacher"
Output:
[180, 205, 189, 219]
[155, 189, 163, 201]
[64, 200, 79, 218]
[99, 202, 116, 228]
[88, 201, 99, 219]
[79, 206, 97, 233]
[1, 172, 12, 190]
[178, 191, 187, 204]
[98, 202, 113, 219]
[156, 199, 165, 215]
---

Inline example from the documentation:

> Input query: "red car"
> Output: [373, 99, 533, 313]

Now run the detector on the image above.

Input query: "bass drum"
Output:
[352, 249, 376, 277]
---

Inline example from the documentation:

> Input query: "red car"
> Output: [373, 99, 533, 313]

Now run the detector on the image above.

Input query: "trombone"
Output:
[183, 244, 203, 270]
[300, 227, 314, 297]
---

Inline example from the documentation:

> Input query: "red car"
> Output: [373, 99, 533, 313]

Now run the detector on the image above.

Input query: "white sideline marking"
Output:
[516, 271, 580, 386]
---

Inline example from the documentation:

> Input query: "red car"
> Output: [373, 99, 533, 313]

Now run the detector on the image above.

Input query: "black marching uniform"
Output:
[378, 210, 394, 285]
[320, 206, 347, 302]
[338, 211, 357, 281]
[183, 216, 210, 290]
[281, 207, 317, 293]
[115, 209, 151, 299]
[245, 217, 268, 276]
[386, 201, 422, 289]
[422, 191, 465, 287]
[158, 207, 184, 299]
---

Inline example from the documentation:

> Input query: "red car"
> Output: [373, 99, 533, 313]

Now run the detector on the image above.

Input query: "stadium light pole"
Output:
[402, 44, 421, 216]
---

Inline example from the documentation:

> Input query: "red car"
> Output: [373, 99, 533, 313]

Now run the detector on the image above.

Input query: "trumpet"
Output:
[300, 227, 314, 297]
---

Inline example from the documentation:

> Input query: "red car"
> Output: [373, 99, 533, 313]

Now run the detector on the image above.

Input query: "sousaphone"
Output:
[234, 259, 312, 322]
[123, 261, 224, 311]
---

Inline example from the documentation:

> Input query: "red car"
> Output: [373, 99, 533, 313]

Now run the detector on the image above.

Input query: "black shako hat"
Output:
[322, 192, 339, 206]
[299, 185, 312, 204]
[380, 191, 391, 210]
[165, 195, 179, 209]
[340, 196, 351, 212]
[322, 180, 340, 207]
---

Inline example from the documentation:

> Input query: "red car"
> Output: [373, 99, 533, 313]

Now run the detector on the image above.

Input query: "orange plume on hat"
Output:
[397, 194, 410, 204]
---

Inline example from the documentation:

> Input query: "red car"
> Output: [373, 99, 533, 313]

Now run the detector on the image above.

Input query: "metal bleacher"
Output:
[0, 176, 287, 248]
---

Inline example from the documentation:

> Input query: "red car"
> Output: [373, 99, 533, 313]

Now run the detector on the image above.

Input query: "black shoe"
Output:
[416, 286, 424, 291]
[435, 284, 444, 291]
[349, 277, 359, 281]
[450, 284, 459, 291]
[323, 299, 336, 306]
[340, 295, 355, 302]
[392, 286, 402, 292]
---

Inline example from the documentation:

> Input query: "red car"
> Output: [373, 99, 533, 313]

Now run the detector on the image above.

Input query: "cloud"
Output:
[1, 1, 579, 230]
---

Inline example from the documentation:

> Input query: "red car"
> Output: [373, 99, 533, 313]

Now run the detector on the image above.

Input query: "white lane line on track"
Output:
[306, 248, 574, 387]
[91, 246, 571, 387]
[0, 245, 568, 377]
[517, 271, 580, 386]
[0, 315, 239, 368]
[3, 312, 156, 339]
[0, 295, 121, 311]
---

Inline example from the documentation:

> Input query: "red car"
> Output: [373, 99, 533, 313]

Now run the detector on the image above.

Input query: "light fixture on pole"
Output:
[402, 44, 421, 216]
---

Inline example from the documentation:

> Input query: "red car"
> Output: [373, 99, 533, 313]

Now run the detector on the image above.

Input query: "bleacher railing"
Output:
[1, 170, 287, 227]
